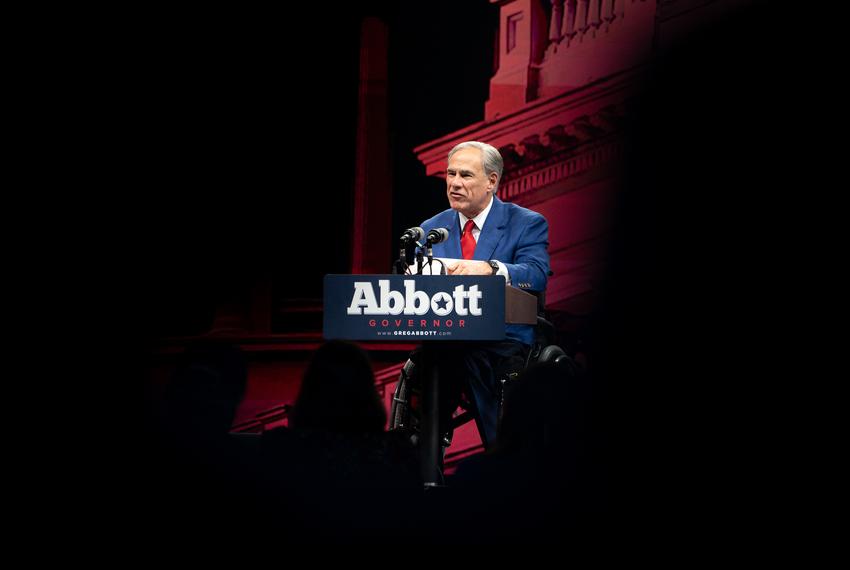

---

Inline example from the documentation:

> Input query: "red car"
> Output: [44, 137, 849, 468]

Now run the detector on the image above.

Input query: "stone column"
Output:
[576, 0, 589, 40]
[351, 17, 392, 275]
[549, 0, 565, 42]
[588, 0, 601, 30]
[562, 0, 578, 43]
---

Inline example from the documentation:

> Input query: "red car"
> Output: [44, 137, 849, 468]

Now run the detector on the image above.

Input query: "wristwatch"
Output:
[488, 260, 499, 275]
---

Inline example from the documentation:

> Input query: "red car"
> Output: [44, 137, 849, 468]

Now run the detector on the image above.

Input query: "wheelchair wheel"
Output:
[536, 345, 582, 377]
[389, 359, 421, 441]
[537, 345, 566, 364]
[389, 358, 463, 451]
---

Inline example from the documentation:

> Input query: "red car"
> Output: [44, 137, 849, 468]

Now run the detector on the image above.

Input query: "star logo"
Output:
[434, 297, 449, 311]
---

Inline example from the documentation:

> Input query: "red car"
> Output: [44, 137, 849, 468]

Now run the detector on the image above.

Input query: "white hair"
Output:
[448, 141, 504, 192]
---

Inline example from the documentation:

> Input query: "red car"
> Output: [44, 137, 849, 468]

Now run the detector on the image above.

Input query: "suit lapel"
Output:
[446, 212, 463, 259]
[473, 196, 506, 261]
[435, 210, 463, 259]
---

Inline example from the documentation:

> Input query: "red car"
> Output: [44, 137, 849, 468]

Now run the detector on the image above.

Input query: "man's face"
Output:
[446, 147, 497, 218]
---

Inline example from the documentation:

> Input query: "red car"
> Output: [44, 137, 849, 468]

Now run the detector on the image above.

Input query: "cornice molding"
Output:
[413, 65, 642, 178]
[500, 130, 625, 203]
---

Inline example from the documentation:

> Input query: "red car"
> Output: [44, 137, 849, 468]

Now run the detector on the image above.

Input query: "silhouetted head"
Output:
[160, 343, 248, 439]
[291, 340, 386, 434]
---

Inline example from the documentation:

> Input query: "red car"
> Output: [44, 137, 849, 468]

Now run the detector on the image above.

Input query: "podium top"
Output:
[322, 274, 537, 342]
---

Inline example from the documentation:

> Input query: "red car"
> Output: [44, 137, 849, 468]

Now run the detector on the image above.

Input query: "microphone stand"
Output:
[415, 241, 424, 275]
[393, 243, 408, 274]
[425, 240, 434, 274]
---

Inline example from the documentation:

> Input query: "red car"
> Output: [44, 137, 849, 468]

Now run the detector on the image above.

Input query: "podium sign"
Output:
[323, 274, 506, 341]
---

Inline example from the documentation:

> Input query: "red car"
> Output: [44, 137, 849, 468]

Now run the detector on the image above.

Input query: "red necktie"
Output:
[461, 218, 476, 260]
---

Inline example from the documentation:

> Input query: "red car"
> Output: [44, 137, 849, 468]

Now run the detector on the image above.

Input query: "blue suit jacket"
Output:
[420, 196, 550, 346]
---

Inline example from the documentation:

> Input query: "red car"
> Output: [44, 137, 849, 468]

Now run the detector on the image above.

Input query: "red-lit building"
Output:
[147, 0, 746, 468]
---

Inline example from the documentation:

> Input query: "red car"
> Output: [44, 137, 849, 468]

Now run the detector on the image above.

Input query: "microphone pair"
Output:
[399, 226, 449, 245]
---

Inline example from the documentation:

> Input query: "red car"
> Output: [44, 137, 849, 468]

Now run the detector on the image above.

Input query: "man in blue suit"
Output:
[416, 141, 550, 449]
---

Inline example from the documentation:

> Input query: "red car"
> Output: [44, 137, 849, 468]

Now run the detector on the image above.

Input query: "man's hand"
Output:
[444, 260, 492, 275]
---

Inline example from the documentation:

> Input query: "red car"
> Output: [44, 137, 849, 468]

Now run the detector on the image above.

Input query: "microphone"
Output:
[399, 227, 424, 244]
[426, 227, 449, 244]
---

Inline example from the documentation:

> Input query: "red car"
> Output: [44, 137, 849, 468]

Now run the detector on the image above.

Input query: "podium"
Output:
[324, 274, 538, 486]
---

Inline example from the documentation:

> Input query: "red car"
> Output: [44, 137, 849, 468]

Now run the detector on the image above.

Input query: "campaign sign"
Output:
[323, 274, 506, 341]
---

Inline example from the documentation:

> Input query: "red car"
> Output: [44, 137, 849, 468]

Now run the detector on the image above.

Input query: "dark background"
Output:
[36, 0, 811, 542]
[96, 1, 498, 340]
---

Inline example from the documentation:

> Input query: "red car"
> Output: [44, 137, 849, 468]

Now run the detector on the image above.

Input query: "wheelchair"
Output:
[388, 290, 579, 453]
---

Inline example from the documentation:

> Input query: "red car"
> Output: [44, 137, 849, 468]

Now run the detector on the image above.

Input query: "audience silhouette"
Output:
[143, 342, 261, 532]
[439, 360, 594, 543]
[258, 340, 421, 540]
